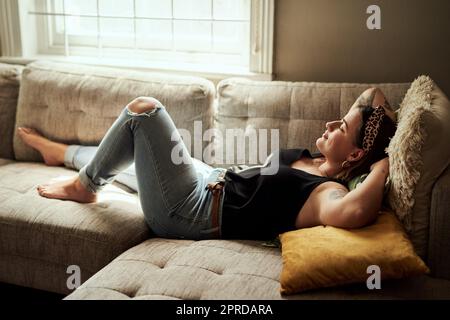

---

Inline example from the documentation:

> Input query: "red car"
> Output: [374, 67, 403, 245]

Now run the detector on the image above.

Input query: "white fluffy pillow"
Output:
[387, 75, 450, 257]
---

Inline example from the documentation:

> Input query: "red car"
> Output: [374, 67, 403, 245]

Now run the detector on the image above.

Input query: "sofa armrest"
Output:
[428, 165, 450, 280]
[0, 63, 23, 160]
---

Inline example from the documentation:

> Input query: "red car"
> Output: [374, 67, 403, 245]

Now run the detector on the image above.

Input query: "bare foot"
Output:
[37, 176, 97, 203]
[17, 127, 68, 166]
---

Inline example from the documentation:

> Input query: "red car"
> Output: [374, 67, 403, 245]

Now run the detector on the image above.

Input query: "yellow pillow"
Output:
[279, 211, 429, 295]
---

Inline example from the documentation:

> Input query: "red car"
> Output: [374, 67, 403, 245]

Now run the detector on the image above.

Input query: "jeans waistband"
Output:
[205, 168, 227, 238]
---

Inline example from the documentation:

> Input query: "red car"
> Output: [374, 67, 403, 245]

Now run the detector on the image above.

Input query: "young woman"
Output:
[17, 88, 396, 240]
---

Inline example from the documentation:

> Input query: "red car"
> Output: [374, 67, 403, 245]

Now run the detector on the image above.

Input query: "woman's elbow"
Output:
[351, 207, 379, 228]
[321, 207, 366, 229]
[332, 207, 377, 229]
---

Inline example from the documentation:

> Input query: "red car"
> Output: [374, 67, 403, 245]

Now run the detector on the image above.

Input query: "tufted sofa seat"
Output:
[65, 239, 283, 300]
[65, 239, 450, 300]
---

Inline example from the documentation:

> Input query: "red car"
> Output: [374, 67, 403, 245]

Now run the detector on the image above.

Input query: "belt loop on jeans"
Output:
[205, 170, 226, 238]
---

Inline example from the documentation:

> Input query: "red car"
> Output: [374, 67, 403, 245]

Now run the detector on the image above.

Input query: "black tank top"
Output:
[220, 148, 346, 240]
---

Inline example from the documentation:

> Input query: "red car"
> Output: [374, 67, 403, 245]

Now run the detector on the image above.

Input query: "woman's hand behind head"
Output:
[370, 157, 389, 178]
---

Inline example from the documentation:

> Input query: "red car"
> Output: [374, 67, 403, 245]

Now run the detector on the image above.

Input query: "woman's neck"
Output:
[316, 159, 342, 178]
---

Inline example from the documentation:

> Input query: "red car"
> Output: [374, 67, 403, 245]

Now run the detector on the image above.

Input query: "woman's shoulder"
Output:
[307, 180, 350, 207]
[319, 180, 349, 191]
[278, 148, 310, 165]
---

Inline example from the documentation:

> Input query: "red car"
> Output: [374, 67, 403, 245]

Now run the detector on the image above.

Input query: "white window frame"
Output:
[0, 0, 274, 81]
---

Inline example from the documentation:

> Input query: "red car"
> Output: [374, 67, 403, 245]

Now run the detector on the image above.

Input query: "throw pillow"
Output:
[386, 75, 450, 257]
[347, 173, 369, 191]
[279, 211, 429, 295]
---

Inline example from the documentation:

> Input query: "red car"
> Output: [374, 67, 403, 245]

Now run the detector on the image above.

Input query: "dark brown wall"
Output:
[274, 0, 450, 96]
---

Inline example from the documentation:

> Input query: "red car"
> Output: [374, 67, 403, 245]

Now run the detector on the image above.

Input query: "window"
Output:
[0, 0, 274, 79]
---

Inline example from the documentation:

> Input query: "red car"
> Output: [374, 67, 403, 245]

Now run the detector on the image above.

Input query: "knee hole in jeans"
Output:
[126, 97, 161, 115]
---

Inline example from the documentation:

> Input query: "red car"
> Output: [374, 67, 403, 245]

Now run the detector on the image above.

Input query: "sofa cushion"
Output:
[0, 161, 150, 294]
[0, 63, 23, 159]
[279, 211, 429, 295]
[64, 238, 450, 300]
[387, 76, 450, 258]
[13, 60, 215, 163]
[64, 239, 284, 300]
[215, 78, 410, 168]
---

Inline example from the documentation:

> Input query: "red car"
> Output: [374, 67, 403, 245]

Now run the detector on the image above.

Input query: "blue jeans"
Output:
[63, 100, 226, 240]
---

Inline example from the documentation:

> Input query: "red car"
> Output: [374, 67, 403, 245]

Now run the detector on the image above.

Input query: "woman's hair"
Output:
[334, 105, 397, 184]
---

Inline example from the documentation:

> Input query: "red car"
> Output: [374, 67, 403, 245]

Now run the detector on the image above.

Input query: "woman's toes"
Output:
[23, 127, 37, 135]
[18, 127, 31, 134]
[39, 188, 50, 196]
[37, 185, 48, 192]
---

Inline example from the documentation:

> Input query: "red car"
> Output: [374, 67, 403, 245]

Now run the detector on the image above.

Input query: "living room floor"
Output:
[0, 282, 64, 301]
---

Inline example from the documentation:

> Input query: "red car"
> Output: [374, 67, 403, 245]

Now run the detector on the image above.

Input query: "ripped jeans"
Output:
[63, 99, 226, 240]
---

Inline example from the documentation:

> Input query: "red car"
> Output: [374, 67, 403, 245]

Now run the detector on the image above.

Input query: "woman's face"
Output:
[316, 108, 364, 164]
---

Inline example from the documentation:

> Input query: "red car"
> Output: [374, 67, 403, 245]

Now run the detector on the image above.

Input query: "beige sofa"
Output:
[0, 61, 449, 299]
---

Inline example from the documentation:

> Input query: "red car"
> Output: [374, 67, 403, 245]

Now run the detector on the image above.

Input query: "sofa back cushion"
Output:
[215, 78, 410, 168]
[13, 60, 215, 162]
[0, 63, 24, 159]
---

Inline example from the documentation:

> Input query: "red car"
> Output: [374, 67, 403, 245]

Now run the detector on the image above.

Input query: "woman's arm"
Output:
[316, 158, 389, 228]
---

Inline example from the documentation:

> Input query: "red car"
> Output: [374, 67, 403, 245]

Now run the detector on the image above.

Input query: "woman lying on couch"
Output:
[17, 88, 396, 240]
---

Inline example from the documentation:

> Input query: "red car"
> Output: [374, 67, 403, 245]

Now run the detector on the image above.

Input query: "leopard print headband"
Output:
[362, 105, 386, 152]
